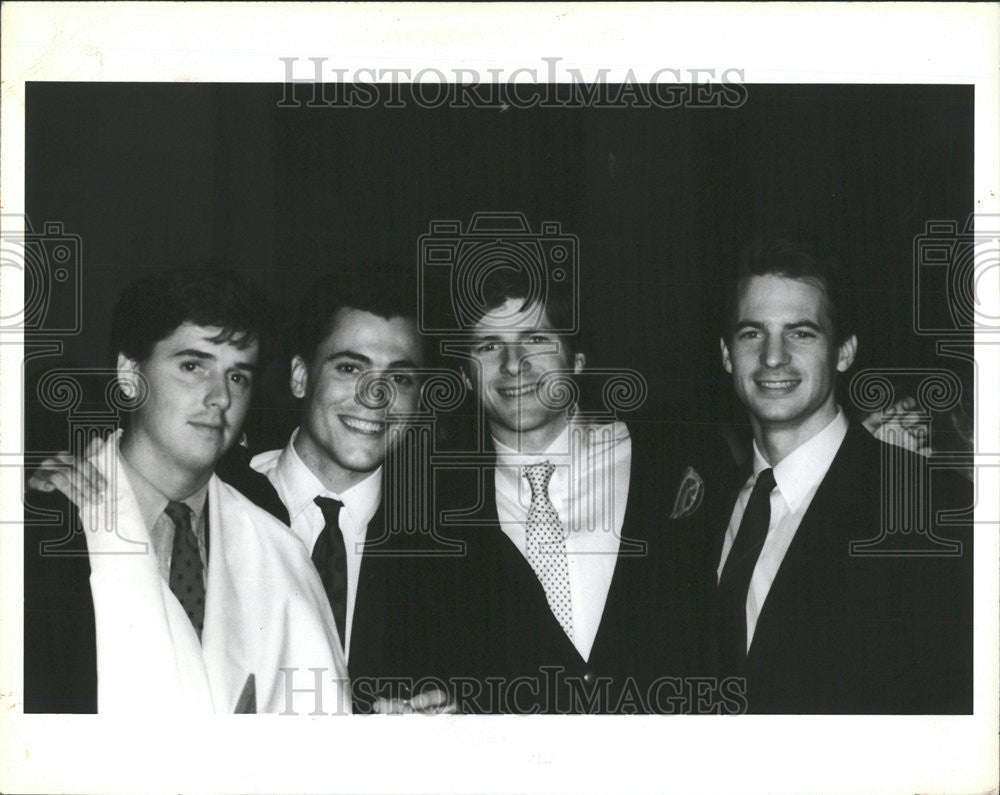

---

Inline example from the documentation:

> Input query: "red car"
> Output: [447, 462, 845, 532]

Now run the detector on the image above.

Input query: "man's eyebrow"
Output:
[785, 320, 823, 331]
[734, 319, 824, 331]
[326, 350, 373, 366]
[386, 358, 419, 370]
[172, 348, 216, 360]
[172, 348, 258, 371]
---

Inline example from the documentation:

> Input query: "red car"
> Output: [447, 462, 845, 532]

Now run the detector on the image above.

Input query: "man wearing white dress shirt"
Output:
[216, 272, 453, 713]
[249, 429, 383, 662]
[434, 269, 717, 713]
[716, 237, 972, 713]
[490, 418, 632, 664]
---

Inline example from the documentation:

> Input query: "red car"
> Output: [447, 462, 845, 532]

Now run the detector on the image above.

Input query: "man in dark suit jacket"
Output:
[714, 237, 973, 714]
[215, 272, 451, 714]
[425, 269, 729, 714]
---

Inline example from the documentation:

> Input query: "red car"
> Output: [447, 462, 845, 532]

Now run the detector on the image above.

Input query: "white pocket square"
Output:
[669, 466, 705, 519]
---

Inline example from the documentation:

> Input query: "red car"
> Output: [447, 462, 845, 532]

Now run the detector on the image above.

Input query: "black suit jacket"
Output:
[23, 491, 99, 713]
[215, 446, 442, 713]
[713, 424, 973, 714]
[23, 491, 219, 713]
[423, 421, 729, 714]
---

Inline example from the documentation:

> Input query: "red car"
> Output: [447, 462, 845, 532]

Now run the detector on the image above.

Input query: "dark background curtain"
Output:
[24, 83, 974, 454]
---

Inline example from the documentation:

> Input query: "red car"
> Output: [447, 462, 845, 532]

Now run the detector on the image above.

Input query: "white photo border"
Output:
[1, 3, 997, 793]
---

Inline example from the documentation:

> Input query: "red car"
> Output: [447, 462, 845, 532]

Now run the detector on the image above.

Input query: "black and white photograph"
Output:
[2, 3, 997, 793]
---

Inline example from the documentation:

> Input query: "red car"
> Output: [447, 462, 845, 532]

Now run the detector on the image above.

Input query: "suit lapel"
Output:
[587, 443, 648, 661]
[745, 426, 862, 666]
[480, 463, 557, 603]
[477, 460, 583, 662]
[215, 447, 290, 525]
[589, 424, 703, 665]
[353, 501, 388, 676]
[712, 460, 753, 569]
[204, 494, 211, 562]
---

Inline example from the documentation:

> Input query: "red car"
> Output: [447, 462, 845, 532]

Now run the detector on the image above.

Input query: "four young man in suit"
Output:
[25, 240, 975, 715]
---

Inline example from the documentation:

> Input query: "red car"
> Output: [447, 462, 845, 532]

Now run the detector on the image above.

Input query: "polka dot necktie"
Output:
[523, 461, 574, 642]
[165, 501, 205, 640]
[312, 497, 348, 651]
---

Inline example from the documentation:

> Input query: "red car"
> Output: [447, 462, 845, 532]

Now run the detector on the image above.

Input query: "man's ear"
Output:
[572, 351, 586, 375]
[720, 338, 733, 374]
[836, 334, 858, 373]
[116, 353, 140, 399]
[459, 356, 477, 395]
[290, 355, 309, 399]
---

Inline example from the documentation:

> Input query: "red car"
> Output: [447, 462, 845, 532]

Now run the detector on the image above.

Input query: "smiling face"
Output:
[721, 274, 856, 456]
[468, 297, 585, 452]
[118, 322, 258, 494]
[291, 307, 423, 492]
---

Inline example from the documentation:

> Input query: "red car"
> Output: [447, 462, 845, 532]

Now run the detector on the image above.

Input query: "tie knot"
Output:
[314, 496, 344, 525]
[164, 500, 192, 531]
[753, 468, 776, 495]
[523, 460, 556, 496]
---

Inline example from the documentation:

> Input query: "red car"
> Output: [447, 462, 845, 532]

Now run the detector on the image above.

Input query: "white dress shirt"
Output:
[717, 409, 849, 651]
[80, 430, 351, 714]
[119, 451, 208, 588]
[251, 428, 382, 660]
[493, 418, 632, 662]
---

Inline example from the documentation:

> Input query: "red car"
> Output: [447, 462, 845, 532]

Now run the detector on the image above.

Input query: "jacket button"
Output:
[583, 671, 595, 685]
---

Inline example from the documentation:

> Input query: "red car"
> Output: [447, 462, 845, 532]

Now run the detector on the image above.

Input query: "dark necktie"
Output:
[165, 500, 206, 640]
[312, 496, 348, 650]
[718, 468, 776, 671]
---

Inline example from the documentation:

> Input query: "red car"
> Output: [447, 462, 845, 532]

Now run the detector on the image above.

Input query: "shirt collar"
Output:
[118, 443, 208, 532]
[493, 414, 630, 488]
[751, 408, 849, 512]
[493, 420, 573, 470]
[274, 427, 383, 526]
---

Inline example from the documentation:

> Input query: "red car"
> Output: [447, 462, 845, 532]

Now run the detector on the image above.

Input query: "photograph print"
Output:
[19, 78, 976, 719]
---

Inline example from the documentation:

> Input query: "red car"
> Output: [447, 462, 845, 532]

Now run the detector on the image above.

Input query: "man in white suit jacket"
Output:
[24, 268, 349, 714]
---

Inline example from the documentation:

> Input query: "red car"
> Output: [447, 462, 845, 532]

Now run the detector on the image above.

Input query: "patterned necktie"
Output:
[313, 496, 348, 650]
[165, 500, 205, 640]
[718, 468, 777, 669]
[523, 461, 574, 642]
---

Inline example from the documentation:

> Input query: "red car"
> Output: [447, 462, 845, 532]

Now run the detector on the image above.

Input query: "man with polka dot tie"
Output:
[431, 268, 720, 714]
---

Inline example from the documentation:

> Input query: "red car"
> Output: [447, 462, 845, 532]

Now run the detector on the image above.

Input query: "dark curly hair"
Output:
[109, 267, 270, 364]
